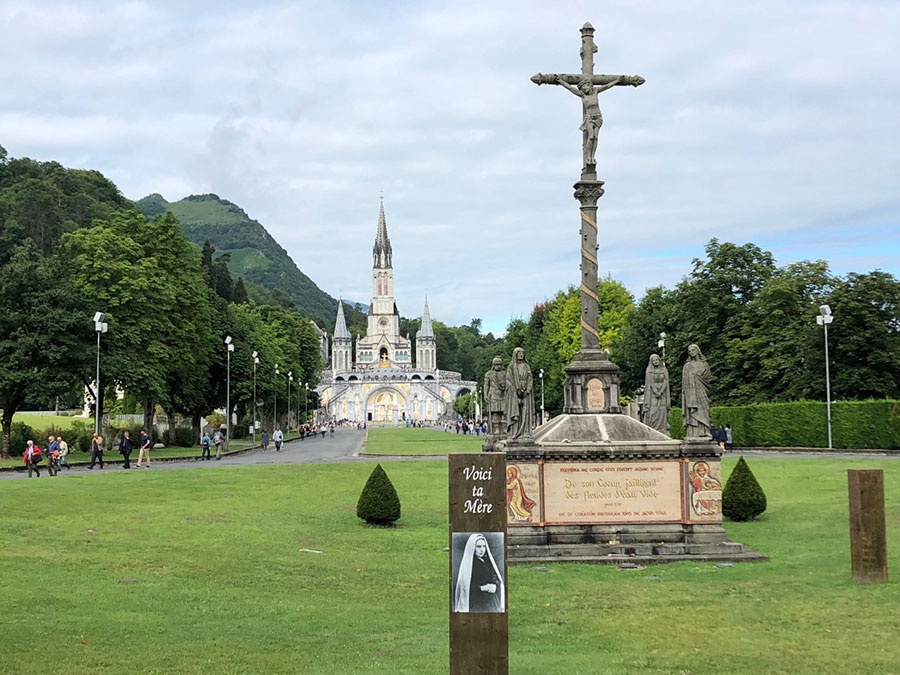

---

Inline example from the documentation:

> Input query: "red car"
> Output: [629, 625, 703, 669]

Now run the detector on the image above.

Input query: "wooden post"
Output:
[449, 453, 509, 675]
[847, 469, 888, 584]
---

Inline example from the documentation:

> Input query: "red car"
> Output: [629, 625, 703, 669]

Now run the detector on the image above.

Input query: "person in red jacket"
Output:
[23, 440, 42, 478]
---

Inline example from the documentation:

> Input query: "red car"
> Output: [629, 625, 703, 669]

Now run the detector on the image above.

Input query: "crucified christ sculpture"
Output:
[532, 22, 644, 177]
[555, 74, 642, 174]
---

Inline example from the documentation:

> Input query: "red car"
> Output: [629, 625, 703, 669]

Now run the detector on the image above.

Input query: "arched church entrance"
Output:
[366, 387, 407, 423]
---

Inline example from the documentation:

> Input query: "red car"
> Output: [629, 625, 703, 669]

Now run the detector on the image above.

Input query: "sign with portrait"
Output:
[448, 453, 508, 674]
[451, 532, 505, 613]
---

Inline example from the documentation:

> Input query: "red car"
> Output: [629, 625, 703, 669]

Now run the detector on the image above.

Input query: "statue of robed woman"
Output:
[681, 344, 713, 439]
[643, 353, 670, 435]
[504, 347, 535, 441]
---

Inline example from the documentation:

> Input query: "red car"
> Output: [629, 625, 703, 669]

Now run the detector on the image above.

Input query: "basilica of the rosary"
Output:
[317, 201, 475, 423]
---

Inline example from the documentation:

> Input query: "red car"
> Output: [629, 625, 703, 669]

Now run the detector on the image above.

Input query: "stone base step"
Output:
[508, 541, 767, 564]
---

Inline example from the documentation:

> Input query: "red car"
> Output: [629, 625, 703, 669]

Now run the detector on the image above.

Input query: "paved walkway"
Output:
[0, 429, 394, 480]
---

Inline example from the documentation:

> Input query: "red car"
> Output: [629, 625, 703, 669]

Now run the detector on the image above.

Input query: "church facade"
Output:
[318, 201, 475, 423]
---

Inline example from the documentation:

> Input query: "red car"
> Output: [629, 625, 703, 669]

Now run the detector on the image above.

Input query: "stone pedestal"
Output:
[503, 414, 767, 565]
[564, 349, 621, 414]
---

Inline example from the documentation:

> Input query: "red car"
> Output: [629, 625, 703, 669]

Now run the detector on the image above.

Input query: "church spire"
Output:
[417, 295, 434, 339]
[373, 196, 392, 269]
[334, 299, 350, 339]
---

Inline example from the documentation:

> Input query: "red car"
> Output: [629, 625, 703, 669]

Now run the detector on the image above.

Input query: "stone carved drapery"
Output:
[504, 348, 534, 441]
[681, 344, 712, 439]
[483, 357, 507, 438]
[643, 354, 670, 435]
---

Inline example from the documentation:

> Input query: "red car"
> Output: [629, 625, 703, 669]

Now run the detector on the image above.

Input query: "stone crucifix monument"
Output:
[503, 23, 765, 566]
[532, 23, 643, 413]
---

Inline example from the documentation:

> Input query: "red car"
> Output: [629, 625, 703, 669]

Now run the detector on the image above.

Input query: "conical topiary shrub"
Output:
[722, 456, 767, 521]
[357, 463, 401, 526]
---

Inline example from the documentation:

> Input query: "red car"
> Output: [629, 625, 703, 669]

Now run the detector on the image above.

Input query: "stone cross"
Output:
[532, 22, 644, 353]
[531, 22, 644, 180]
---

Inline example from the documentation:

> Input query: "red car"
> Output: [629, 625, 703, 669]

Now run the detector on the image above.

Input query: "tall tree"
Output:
[0, 243, 86, 457]
[826, 271, 900, 400]
[725, 261, 833, 402]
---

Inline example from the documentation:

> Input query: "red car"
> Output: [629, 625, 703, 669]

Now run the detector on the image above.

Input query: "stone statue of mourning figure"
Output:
[643, 353, 670, 435]
[482, 356, 507, 451]
[504, 348, 535, 443]
[681, 343, 713, 439]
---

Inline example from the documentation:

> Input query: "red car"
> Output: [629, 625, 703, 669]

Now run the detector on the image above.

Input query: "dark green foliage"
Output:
[173, 427, 196, 448]
[232, 277, 249, 304]
[8, 422, 35, 457]
[723, 457, 767, 521]
[828, 271, 900, 400]
[141, 193, 342, 324]
[669, 400, 900, 449]
[0, 241, 88, 457]
[65, 420, 95, 453]
[356, 463, 401, 525]
[134, 193, 168, 218]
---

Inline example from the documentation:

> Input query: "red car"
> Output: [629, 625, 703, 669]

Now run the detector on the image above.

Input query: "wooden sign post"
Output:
[848, 469, 888, 584]
[449, 453, 509, 675]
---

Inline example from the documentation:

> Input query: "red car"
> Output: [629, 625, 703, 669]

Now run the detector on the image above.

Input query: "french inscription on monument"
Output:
[586, 378, 605, 409]
[506, 463, 541, 526]
[449, 453, 508, 674]
[543, 462, 682, 524]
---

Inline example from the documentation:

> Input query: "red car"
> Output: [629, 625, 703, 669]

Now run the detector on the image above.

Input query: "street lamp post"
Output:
[93, 312, 108, 435]
[287, 372, 293, 431]
[658, 332, 666, 361]
[274, 364, 279, 430]
[252, 351, 259, 444]
[304, 383, 309, 424]
[817, 305, 834, 449]
[225, 336, 234, 450]
[539, 368, 545, 425]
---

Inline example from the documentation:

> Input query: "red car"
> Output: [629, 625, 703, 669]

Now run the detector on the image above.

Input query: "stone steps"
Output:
[507, 540, 766, 564]
[509, 551, 769, 565]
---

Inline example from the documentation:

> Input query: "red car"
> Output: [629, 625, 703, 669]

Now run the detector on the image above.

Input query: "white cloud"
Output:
[1, 0, 897, 335]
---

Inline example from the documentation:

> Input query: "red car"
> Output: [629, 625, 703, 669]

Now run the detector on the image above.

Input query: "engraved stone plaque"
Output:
[586, 378, 605, 409]
[543, 462, 683, 524]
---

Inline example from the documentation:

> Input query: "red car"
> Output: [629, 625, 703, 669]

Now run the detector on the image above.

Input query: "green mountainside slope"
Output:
[135, 193, 341, 325]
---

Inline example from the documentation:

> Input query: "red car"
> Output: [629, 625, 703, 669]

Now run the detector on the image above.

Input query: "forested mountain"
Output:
[135, 193, 350, 326]
[0, 146, 324, 457]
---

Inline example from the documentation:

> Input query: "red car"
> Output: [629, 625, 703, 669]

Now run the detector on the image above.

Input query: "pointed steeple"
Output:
[334, 299, 350, 339]
[417, 295, 434, 339]
[373, 196, 392, 269]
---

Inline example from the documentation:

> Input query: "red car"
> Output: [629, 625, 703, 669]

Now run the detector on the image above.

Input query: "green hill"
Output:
[135, 193, 341, 325]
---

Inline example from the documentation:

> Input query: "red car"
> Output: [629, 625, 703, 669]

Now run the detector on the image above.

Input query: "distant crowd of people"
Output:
[444, 419, 487, 436]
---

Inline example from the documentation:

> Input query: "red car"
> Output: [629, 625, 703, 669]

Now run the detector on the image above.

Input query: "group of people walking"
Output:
[98, 430, 153, 469]
[256, 422, 334, 452]
[23, 420, 345, 477]
[22, 429, 153, 477]
[22, 436, 69, 477]
[199, 429, 227, 460]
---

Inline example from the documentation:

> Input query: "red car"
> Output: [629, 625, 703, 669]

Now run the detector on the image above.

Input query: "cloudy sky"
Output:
[2, 1, 898, 333]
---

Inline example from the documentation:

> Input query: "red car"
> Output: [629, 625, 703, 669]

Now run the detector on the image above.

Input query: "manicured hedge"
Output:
[667, 399, 900, 449]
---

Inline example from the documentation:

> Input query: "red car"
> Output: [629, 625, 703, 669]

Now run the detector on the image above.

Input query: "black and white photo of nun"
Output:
[453, 532, 505, 613]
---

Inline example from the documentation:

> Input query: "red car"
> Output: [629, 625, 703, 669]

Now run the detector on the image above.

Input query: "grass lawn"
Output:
[364, 427, 483, 455]
[1, 456, 899, 674]
[3, 413, 85, 430]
